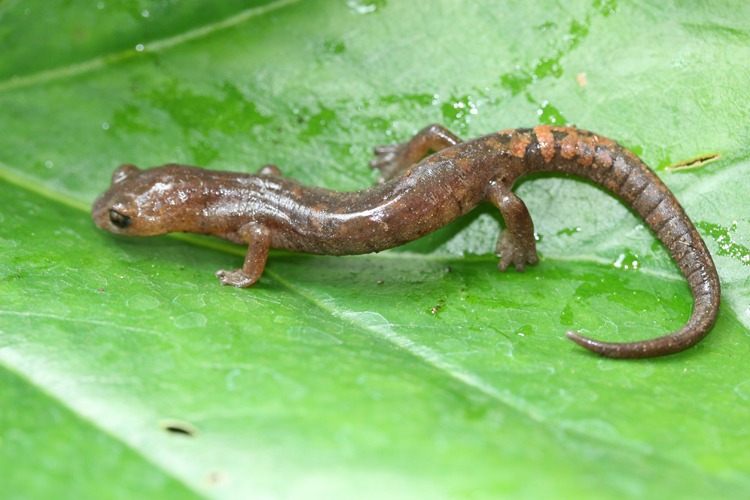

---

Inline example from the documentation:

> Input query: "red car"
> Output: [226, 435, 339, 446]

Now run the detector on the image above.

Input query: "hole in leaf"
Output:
[666, 153, 722, 170]
[159, 419, 198, 437]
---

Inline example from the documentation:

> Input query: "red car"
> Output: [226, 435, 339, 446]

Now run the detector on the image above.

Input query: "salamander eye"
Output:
[109, 209, 132, 228]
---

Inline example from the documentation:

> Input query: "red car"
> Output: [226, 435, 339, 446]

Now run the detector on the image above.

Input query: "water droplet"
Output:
[0, 237, 18, 248]
[347, 0, 378, 14]
[287, 325, 342, 345]
[173, 294, 205, 308]
[101, 122, 110, 130]
[735, 380, 750, 400]
[126, 295, 160, 310]
[613, 253, 625, 268]
[135, 44, 144, 52]
[173, 312, 207, 329]
[226, 368, 241, 391]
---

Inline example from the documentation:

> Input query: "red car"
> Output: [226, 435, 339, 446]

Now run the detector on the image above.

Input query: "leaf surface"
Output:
[2, 1, 750, 498]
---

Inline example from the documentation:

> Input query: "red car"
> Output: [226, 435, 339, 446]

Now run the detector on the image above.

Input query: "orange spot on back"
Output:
[509, 132, 532, 158]
[560, 132, 578, 160]
[595, 146, 614, 169]
[577, 143, 595, 167]
[533, 125, 555, 162]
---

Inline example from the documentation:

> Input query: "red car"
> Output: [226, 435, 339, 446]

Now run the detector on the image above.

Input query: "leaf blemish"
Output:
[159, 419, 198, 437]
[666, 153, 722, 171]
[203, 471, 227, 486]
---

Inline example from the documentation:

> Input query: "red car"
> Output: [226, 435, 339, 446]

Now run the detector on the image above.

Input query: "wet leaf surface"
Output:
[2, 1, 750, 498]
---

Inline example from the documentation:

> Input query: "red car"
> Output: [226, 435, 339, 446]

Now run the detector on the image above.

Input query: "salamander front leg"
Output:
[487, 180, 539, 272]
[215, 223, 272, 287]
[369, 123, 462, 183]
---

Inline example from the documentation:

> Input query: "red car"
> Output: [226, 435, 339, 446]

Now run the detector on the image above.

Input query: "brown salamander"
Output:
[92, 124, 720, 359]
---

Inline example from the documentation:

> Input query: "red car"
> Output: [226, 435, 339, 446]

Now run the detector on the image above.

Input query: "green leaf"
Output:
[2, 0, 750, 498]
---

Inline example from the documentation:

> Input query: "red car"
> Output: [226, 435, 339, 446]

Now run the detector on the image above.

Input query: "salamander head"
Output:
[92, 164, 204, 236]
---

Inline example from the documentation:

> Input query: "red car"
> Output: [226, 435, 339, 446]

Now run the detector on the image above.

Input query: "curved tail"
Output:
[527, 126, 721, 358]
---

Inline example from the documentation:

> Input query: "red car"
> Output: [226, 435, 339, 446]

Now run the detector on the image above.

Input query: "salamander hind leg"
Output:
[486, 180, 539, 272]
[369, 124, 462, 183]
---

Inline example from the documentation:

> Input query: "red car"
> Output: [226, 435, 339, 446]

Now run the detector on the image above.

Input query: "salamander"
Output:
[92, 124, 721, 359]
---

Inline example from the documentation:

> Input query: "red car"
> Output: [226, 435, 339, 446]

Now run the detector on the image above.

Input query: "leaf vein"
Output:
[0, 0, 304, 93]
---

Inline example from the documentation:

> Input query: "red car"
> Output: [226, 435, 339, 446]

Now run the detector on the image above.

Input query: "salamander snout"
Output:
[91, 192, 112, 230]
[91, 194, 131, 233]
[91, 164, 142, 233]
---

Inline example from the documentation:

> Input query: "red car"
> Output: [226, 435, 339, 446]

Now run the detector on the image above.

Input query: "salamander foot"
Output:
[369, 143, 414, 183]
[215, 268, 258, 288]
[496, 229, 539, 272]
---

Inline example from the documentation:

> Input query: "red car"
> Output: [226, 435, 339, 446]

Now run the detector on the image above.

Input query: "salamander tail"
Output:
[523, 126, 721, 358]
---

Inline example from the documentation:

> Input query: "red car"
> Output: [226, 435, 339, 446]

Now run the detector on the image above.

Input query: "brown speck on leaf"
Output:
[431, 305, 442, 314]
[203, 471, 227, 486]
[98, 288, 106, 293]
[445, 266, 451, 273]
[377, 279, 384, 285]
[577, 72, 588, 87]
[159, 419, 198, 437]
